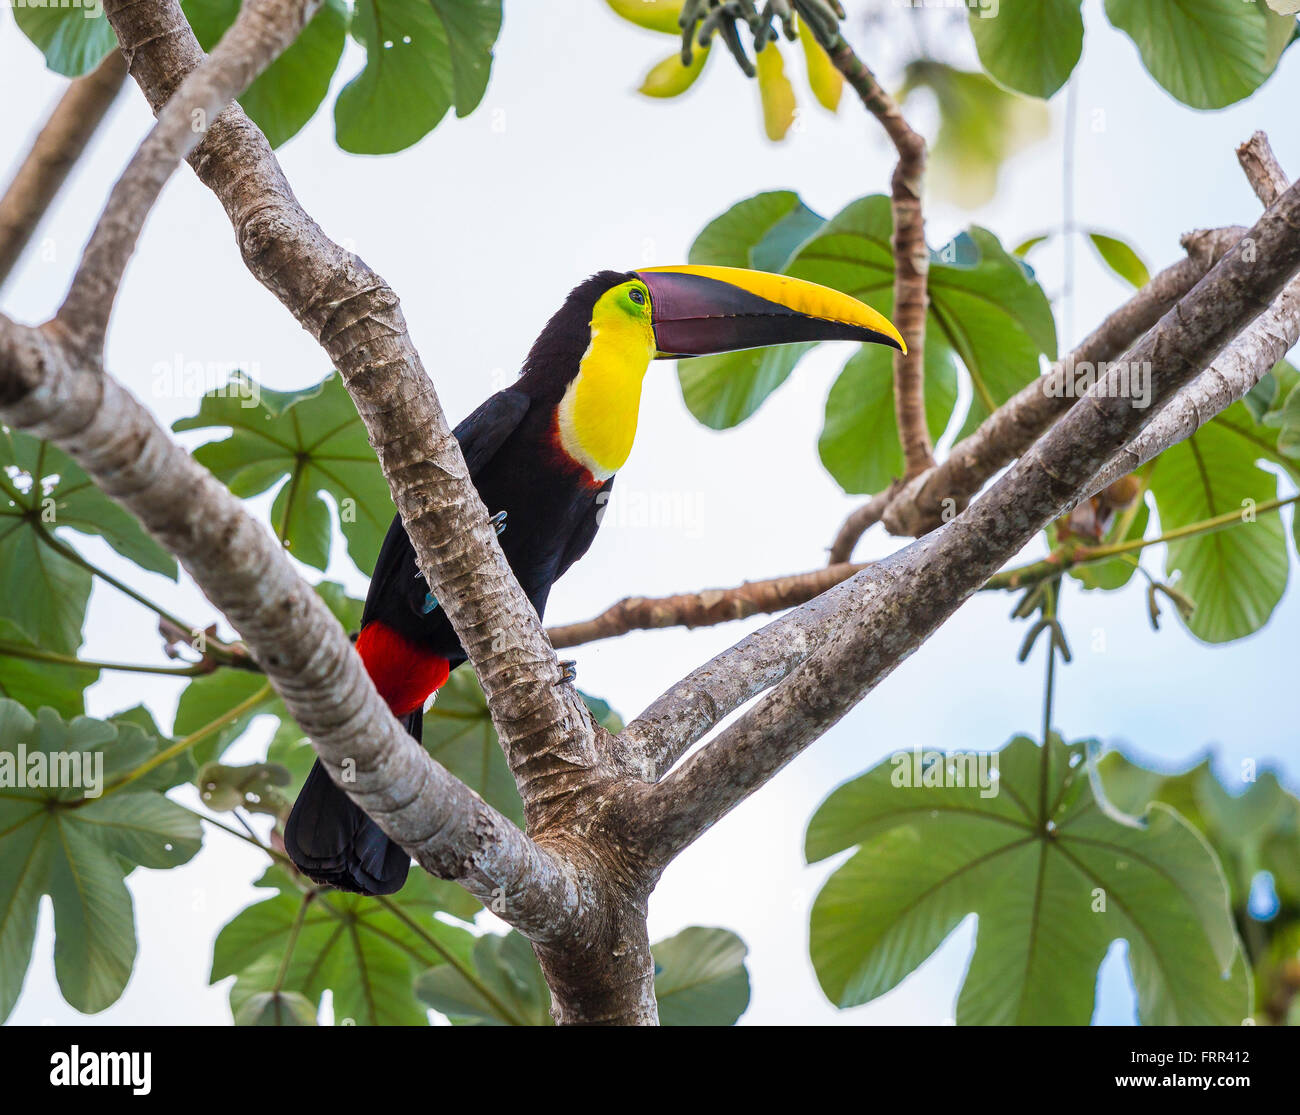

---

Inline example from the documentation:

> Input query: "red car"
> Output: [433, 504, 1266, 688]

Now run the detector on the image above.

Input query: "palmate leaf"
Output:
[414, 925, 751, 1026]
[335, 0, 502, 155]
[183, 0, 348, 148]
[1, 429, 177, 653]
[0, 701, 202, 1021]
[1147, 406, 1289, 643]
[807, 734, 1251, 1025]
[0, 619, 99, 719]
[1097, 752, 1300, 909]
[214, 866, 478, 1026]
[968, 0, 1084, 99]
[174, 371, 395, 574]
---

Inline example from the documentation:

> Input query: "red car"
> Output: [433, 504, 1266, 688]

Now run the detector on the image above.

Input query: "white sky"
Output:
[2, 0, 1298, 1025]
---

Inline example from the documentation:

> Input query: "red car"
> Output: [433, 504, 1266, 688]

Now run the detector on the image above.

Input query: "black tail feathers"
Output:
[283, 710, 420, 896]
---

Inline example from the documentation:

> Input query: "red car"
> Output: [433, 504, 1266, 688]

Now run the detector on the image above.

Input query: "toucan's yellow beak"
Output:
[635, 264, 905, 358]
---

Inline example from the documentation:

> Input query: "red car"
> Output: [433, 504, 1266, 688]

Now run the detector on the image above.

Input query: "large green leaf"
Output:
[0, 429, 176, 652]
[0, 619, 99, 718]
[1104, 0, 1279, 109]
[678, 191, 825, 428]
[807, 734, 1251, 1024]
[174, 371, 395, 573]
[1098, 753, 1298, 908]
[0, 702, 202, 1021]
[214, 865, 477, 1025]
[415, 930, 552, 1025]
[13, 5, 117, 77]
[335, 0, 502, 155]
[818, 317, 957, 494]
[968, 0, 1084, 98]
[1148, 408, 1288, 642]
[183, 0, 348, 148]
[792, 196, 1056, 444]
[653, 927, 750, 1025]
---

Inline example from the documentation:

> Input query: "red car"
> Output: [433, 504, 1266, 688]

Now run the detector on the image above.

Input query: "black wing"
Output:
[555, 476, 613, 582]
[362, 389, 532, 630]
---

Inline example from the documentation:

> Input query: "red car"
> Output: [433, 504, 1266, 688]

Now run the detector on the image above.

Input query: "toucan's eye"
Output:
[629, 288, 646, 306]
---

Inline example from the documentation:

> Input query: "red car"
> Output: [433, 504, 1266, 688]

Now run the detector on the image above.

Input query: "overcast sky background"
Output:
[3, 0, 1298, 1025]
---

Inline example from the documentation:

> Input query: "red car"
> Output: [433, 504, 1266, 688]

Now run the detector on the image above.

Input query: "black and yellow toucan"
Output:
[284, 265, 904, 894]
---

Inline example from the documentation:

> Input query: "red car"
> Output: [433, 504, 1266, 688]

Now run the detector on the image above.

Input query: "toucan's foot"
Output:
[489, 510, 508, 536]
[421, 592, 439, 615]
[557, 659, 578, 685]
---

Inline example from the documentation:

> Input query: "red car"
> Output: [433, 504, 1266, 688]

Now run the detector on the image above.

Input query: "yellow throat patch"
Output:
[556, 281, 656, 479]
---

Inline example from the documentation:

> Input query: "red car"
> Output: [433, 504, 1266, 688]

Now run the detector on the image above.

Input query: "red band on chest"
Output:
[355, 621, 451, 717]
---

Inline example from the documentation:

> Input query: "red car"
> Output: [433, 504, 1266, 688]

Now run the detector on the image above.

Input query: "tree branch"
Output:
[102, 0, 606, 823]
[875, 229, 1246, 540]
[618, 178, 1300, 862]
[0, 1, 579, 945]
[822, 32, 933, 476]
[57, 0, 322, 357]
[548, 561, 869, 648]
[0, 51, 127, 289]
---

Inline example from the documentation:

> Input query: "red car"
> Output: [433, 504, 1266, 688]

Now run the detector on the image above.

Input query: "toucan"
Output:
[284, 265, 904, 895]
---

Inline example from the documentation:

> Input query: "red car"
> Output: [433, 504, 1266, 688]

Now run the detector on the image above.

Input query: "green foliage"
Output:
[1, 430, 175, 654]
[0, 619, 100, 718]
[415, 929, 553, 1025]
[0, 702, 202, 1021]
[174, 371, 395, 574]
[12, 4, 117, 77]
[681, 192, 1055, 492]
[414, 925, 751, 1025]
[214, 866, 479, 1025]
[1087, 232, 1151, 289]
[1105, 0, 1291, 109]
[335, 0, 502, 155]
[173, 670, 284, 767]
[1097, 751, 1300, 1020]
[968, 0, 1085, 99]
[652, 926, 750, 1025]
[898, 62, 1050, 210]
[966, 0, 1294, 109]
[806, 734, 1251, 1024]
[183, 0, 348, 148]
[16, 0, 502, 153]
[1148, 406, 1290, 643]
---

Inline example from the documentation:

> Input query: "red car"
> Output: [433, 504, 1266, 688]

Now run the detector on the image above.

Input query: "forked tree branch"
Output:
[0, 0, 580, 943]
[617, 178, 1300, 858]
[0, 51, 127, 289]
[102, 0, 606, 818]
